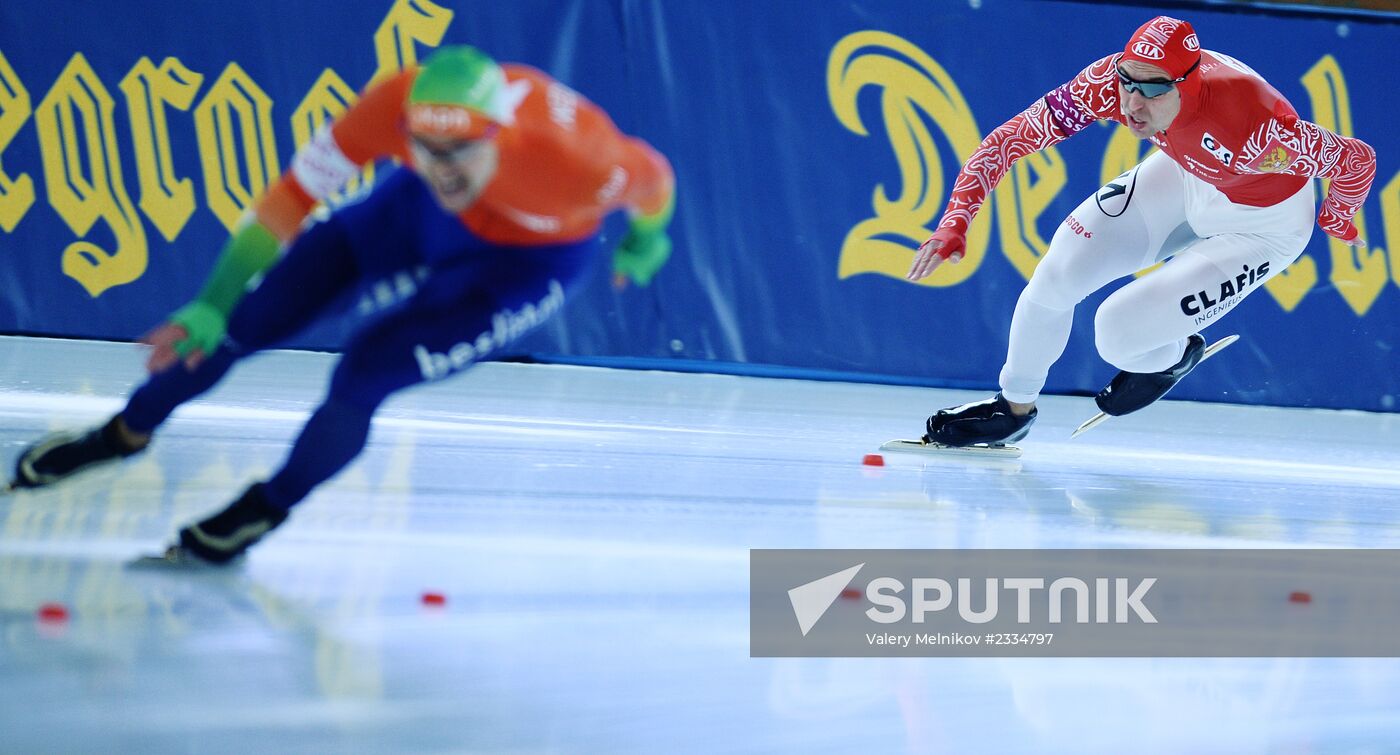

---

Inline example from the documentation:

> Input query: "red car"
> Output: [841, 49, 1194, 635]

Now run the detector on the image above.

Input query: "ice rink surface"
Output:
[2, 335, 1399, 754]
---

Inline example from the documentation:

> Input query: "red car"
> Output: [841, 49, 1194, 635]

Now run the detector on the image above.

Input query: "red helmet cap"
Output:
[1121, 16, 1201, 81]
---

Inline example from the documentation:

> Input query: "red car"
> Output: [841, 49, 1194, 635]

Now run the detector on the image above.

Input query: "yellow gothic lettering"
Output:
[827, 30, 990, 287]
[292, 69, 369, 202]
[372, 0, 455, 84]
[0, 49, 35, 233]
[1259, 243, 1318, 314]
[995, 149, 1066, 282]
[119, 56, 204, 242]
[34, 53, 148, 297]
[193, 63, 280, 232]
[1380, 170, 1400, 291]
[1301, 55, 1386, 316]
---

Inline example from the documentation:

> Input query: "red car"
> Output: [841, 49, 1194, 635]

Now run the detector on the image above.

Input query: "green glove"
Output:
[613, 227, 672, 287]
[169, 300, 227, 358]
[613, 190, 675, 287]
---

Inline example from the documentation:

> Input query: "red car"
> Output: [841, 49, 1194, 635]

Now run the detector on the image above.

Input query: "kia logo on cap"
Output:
[1131, 41, 1165, 59]
[1183, 34, 1200, 51]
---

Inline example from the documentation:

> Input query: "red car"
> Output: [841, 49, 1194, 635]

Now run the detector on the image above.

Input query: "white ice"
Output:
[2, 335, 1399, 754]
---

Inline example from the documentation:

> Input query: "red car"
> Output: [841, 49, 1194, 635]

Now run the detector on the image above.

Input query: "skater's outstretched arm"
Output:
[145, 72, 418, 373]
[610, 139, 675, 290]
[908, 55, 1122, 281]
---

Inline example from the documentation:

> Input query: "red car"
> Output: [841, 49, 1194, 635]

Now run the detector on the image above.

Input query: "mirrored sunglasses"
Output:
[1115, 58, 1199, 99]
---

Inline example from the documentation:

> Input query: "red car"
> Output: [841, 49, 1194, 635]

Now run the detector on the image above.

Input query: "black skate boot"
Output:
[10, 415, 146, 490]
[172, 484, 289, 564]
[924, 393, 1038, 447]
[1094, 334, 1206, 417]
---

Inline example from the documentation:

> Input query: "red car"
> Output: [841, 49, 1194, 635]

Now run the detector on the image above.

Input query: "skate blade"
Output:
[125, 546, 221, 571]
[880, 439, 1022, 459]
[1070, 412, 1111, 439]
[1071, 334, 1240, 439]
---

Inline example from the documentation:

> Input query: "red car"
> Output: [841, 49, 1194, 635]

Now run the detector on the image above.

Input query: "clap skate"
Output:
[129, 484, 288, 568]
[6, 416, 145, 493]
[881, 393, 1036, 459]
[1072, 334, 1238, 438]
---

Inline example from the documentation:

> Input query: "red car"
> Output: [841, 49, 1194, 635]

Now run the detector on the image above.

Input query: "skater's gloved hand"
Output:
[1317, 210, 1367, 248]
[612, 222, 672, 289]
[907, 228, 965, 281]
[142, 301, 226, 373]
[613, 189, 675, 290]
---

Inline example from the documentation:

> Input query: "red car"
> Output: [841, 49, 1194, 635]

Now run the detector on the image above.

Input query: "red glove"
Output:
[907, 228, 966, 281]
[925, 228, 966, 260]
[1317, 207, 1361, 244]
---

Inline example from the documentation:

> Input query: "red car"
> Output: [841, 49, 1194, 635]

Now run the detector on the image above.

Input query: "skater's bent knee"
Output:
[1093, 297, 1148, 369]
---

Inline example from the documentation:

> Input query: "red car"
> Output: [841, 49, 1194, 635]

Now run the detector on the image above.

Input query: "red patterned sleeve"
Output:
[1237, 113, 1377, 242]
[936, 55, 1120, 237]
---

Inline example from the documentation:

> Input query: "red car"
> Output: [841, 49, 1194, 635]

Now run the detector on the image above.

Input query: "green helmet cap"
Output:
[407, 46, 520, 138]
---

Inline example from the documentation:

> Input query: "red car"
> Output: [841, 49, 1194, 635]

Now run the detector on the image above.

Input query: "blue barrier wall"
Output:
[1, 1, 1396, 410]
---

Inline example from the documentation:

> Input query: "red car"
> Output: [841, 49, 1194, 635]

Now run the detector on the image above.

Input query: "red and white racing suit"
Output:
[934, 50, 1377, 403]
